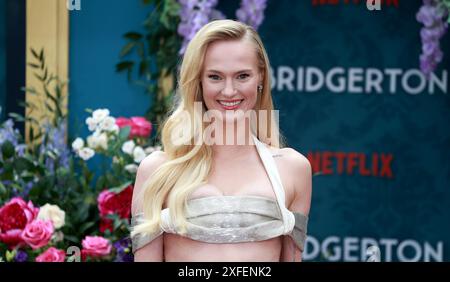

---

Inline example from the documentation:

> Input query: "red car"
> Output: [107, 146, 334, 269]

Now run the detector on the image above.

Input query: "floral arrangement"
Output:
[0, 49, 159, 262]
[0, 108, 158, 262]
[416, 0, 449, 77]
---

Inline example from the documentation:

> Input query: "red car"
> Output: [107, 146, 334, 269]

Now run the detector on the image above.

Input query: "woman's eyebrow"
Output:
[205, 69, 253, 74]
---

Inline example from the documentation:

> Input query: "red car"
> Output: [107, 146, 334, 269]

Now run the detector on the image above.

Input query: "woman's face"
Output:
[201, 39, 262, 122]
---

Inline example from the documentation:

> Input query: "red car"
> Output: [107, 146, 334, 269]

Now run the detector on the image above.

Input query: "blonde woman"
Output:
[131, 19, 312, 262]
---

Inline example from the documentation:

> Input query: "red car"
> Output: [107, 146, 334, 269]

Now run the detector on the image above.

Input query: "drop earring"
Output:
[257, 85, 263, 94]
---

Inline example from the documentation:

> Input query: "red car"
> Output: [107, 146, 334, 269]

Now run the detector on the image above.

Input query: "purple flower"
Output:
[113, 238, 133, 262]
[14, 250, 28, 262]
[416, 0, 448, 78]
[0, 119, 27, 159]
[177, 0, 225, 55]
[0, 119, 20, 146]
[236, 0, 267, 30]
[39, 121, 71, 171]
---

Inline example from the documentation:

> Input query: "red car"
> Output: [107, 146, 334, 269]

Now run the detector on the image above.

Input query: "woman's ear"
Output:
[258, 70, 264, 85]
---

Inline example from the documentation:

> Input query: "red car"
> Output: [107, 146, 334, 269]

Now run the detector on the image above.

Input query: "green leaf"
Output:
[108, 181, 133, 194]
[124, 32, 142, 41]
[139, 60, 148, 77]
[64, 235, 79, 244]
[118, 126, 131, 141]
[6, 250, 16, 262]
[115, 61, 134, 72]
[79, 221, 96, 234]
[39, 48, 44, 61]
[120, 42, 136, 58]
[0, 182, 6, 196]
[21, 86, 39, 95]
[1, 141, 15, 159]
[14, 157, 33, 172]
[34, 73, 44, 81]
[8, 113, 25, 122]
[31, 48, 40, 60]
[28, 63, 40, 69]
[43, 67, 48, 81]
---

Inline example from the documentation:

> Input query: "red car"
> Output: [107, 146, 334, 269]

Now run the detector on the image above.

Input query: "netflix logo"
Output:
[307, 151, 394, 178]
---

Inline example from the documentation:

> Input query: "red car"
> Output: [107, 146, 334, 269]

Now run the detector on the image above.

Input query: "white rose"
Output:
[100, 116, 116, 132]
[122, 140, 135, 155]
[87, 134, 99, 149]
[97, 133, 108, 150]
[37, 204, 66, 229]
[111, 124, 119, 134]
[71, 138, 84, 151]
[133, 146, 146, 163]
[125, 164, 138, 173]
[78, 147, 94, 160]
[92, 109, 110, 123]
[85, 117, 98, 131]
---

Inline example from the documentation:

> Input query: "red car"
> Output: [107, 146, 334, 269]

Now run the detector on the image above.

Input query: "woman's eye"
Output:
[237, 73, 250, 80]
[208, 75, 221, 80]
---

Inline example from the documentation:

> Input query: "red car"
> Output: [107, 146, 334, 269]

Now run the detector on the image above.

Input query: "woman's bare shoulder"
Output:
[269, 146, 310, 170]
[138, 150, 168, 172]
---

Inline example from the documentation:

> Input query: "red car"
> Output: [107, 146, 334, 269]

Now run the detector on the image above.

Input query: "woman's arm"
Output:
[131, 151, 167, 262]
[280, 149, 312, 262]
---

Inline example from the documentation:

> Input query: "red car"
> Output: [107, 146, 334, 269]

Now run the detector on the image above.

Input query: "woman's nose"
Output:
[221, 79, 237, 96]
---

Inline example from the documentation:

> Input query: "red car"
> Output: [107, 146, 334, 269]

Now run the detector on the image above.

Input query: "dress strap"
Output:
[252, 135, 295, 234]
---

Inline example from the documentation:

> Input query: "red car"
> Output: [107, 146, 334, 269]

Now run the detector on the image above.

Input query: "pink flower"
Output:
[115, 117, 132, 128]
[130, 117, 152, 138]
[81, 236, 112, 258]
[21, 219, 54, 249]
[115, 116, 152, 139]
[36, 247, 66, 262]
[0, 197, 39, 248]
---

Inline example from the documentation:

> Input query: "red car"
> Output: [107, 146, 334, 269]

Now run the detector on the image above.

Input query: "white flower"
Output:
[125, 164, 138, 173]
[87, 133, 108, 150]
[133, 146, 146, 163]
[72, 138, 84, 151]
[144, 145, 162, 154]
[111, 124, 119, 134]
[87, 134, 99, 149]
[97, 133, 108, 150]
[92, 109, 110, 123]
[37, 204, 66, 229]
[86, 117, 98, 132]
[100, 116, 116, 132]
[112, 156, 120, 164]
[78, 147, 95, 160]
[122, 140, 135, 155]
[52, 231, 64, 243]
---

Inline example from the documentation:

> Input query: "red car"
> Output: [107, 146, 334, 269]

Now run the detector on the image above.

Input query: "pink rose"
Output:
[81, 236, 111, 258]
[115, 117, 132, 128]
[21, 219, 54, 249]
[130, 117, 152, 138]
[0, 197, 39, 248]
[36, 247, 66, 262]
[115, 117, 152, 139]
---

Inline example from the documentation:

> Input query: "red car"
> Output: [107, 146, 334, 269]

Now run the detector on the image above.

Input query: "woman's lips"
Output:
[217, 99, 244, 110]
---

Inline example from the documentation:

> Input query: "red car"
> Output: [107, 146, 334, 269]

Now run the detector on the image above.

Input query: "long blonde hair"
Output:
[131, 19, 280, 237]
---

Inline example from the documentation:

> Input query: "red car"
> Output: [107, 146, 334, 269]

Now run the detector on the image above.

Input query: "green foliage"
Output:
[116, 0, 182, 138]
